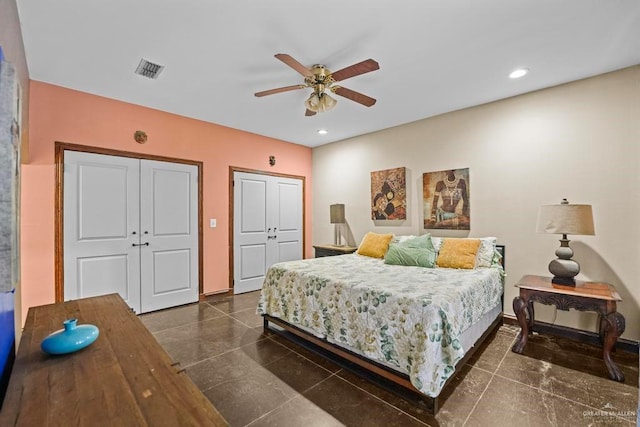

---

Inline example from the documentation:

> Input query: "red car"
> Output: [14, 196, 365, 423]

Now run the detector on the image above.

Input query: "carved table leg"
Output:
[527, 301, 535, 330]
[597, 313, 605, 344]
[512, 296, 530, 353]
[601, 312, 625, 382]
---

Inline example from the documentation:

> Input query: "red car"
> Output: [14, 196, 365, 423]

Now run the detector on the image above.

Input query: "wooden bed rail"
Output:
[264, 313, 503, 414]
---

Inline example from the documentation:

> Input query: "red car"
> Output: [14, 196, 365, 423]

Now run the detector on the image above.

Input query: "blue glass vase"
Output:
[41, 318, 99, 355]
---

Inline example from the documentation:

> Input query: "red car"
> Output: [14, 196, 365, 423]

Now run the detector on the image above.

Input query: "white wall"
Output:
[312, 66, 640, 341]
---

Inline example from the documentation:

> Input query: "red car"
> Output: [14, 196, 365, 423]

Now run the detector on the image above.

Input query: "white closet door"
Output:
[64, 151, 141, 313]
[139, 160, 199, 312]
[64, 152, 199, 314]
[234, 172, 269, 294]
[233, 171, 302, 294]
[269, 176, 303, 266]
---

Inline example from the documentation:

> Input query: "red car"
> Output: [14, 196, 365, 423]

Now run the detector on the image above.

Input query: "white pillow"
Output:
[476, 237, 497, 268]
[431, 237, 443, 252]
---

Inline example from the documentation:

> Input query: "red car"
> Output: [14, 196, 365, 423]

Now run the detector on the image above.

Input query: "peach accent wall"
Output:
[21, 81, 312, 323]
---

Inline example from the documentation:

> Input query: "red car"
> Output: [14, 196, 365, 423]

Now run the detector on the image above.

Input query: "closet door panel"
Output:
[151, 249, 192, 294]
[63, 151, 141, 313]
[233, 173, 269, 294]
[276, 181, 300, 231]
[272, 177, 303, 265]
[276, 241, 301, 264]
[77, 165, 129, 239]
[240, 244, 267, 279]
[151, 168, 191, 235]
[140, 160, 198, 313]
[77, 255, 130, 299]
[240, 179, 267, 232]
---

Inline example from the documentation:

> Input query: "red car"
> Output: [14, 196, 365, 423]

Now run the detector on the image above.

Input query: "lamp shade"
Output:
[536, 202, 595, 236]
[330, 204, 345, 224]
[305, 92, 337, 113]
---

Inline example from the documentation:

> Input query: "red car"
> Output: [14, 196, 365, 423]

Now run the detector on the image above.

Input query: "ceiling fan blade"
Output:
[333, 86, 377, 107]
[254, 84, 306, 97]
[274, 53, 313, 77]
[330, 59, 379, 82]
[305, 109, 317, 117]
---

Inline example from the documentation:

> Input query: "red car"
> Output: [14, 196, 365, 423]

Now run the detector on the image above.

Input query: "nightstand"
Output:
[313, 244, 358, 258]
[512, 274, 625, 382]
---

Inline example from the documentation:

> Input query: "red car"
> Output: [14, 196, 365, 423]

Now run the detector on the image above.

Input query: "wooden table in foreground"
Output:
[511, 274, 625, 382]
[0, 294, 227, 426]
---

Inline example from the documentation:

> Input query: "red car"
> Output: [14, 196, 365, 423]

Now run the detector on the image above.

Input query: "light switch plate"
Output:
[210, 219, 217, 228]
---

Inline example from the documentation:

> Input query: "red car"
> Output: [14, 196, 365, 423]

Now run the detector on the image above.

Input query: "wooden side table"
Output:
[512, 274, 625, 382]
[313, 244, 358, 258]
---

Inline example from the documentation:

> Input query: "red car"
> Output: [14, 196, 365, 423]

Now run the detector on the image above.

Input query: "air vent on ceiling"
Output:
[134, 58, 164, 79]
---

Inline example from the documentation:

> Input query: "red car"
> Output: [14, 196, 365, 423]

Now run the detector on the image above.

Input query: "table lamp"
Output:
[536, 198, 595, 285]
[330, 204, 345, 246]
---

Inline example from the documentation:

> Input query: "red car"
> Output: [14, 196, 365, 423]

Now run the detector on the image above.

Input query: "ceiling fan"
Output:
[255, 53, 380, 116]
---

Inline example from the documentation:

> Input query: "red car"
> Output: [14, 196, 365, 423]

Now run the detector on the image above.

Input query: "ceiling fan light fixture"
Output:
[305, 92, 337, 113]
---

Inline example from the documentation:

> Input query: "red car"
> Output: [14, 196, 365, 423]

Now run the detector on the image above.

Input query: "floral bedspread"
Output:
[257, 254, 503, 397]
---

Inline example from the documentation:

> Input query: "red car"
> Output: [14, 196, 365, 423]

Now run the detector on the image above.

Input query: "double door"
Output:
[233, 171, 303, 294]
[63, 151, 199, 313]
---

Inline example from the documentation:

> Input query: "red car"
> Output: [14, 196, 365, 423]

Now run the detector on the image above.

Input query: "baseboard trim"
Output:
[200, 288, 233, 302]
[502, 314, 639, 354]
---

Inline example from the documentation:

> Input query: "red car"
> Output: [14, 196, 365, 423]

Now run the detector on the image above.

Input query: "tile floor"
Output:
[140, 291, 639, 427]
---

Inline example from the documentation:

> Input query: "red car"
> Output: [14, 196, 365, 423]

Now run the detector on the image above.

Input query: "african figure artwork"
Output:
[371, 167, 407, 220]
[423, 168, 470, 230]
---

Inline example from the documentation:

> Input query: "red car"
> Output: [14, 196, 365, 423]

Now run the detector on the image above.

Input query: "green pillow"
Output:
[384, 234, 436, 268]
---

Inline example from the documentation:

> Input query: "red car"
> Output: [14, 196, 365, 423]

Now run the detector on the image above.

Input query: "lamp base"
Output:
[333, 224, 342, 246]
[551, 276, 576, 286]
[548, 238, 580, 287]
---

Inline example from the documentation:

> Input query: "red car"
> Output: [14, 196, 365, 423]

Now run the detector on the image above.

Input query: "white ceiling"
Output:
[16, 1, 640, 147]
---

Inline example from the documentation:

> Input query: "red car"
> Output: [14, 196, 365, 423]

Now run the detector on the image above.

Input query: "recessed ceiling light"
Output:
[509, 68, 529, 79]
[317, 129, 328, 135]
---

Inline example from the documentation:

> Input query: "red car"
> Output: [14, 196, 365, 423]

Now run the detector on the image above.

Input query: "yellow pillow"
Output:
[357, 232, 394, 258]
[436, 238, 481, 269]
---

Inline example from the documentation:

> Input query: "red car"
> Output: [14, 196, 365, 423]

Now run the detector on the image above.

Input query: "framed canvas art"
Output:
[423, 168, 470, 230]
[0, 58, 21, 292]
[371, 167, 406, 220]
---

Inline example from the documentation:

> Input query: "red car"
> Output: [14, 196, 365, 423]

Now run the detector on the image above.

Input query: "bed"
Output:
[257, 235, 505, 414]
